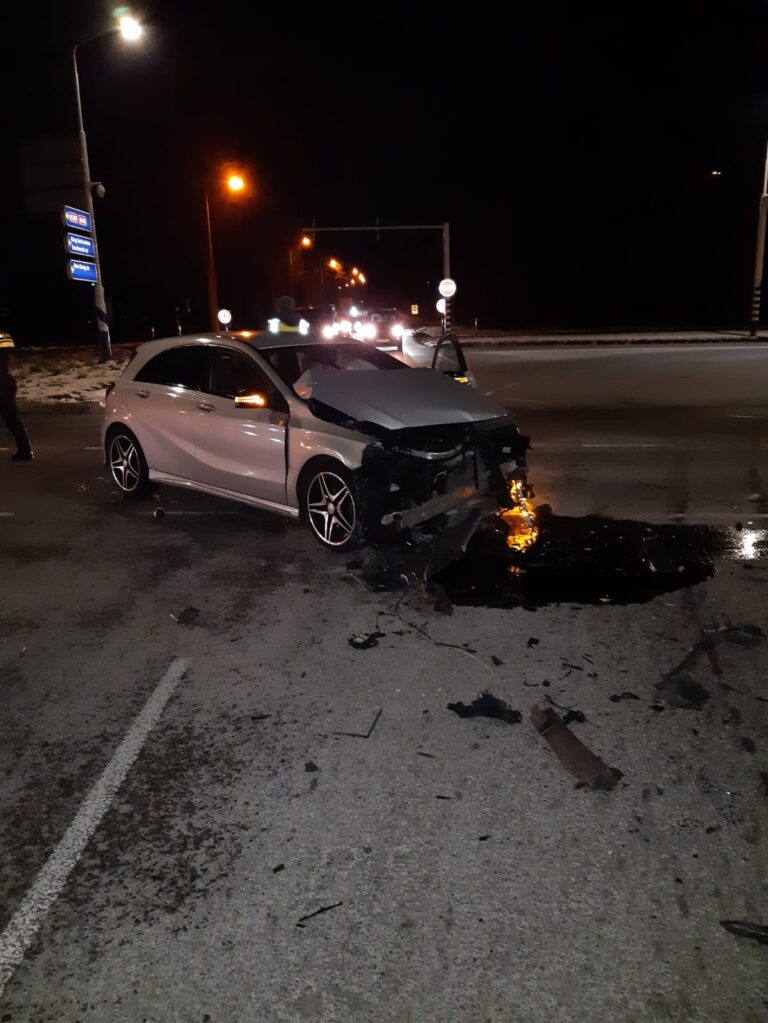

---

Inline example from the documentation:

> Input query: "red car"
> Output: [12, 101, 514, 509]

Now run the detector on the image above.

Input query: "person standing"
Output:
[0, 333, 33, 462]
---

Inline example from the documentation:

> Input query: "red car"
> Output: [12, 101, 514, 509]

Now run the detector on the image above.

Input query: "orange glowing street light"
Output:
[351, 267, 359, 276]
[358, 272, 367, 285]
[300, 234, 313, 248]
[227, 173, 246, 192]
[328, 258, 341, 270]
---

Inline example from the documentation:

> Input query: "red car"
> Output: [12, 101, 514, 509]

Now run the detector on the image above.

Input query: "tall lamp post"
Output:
[73, 13, 144, 362]
[204, 171, 249, 331]
[750, 143, 768, 338]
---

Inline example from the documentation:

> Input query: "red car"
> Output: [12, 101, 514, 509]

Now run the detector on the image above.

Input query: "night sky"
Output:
[2, 0, 768, 344]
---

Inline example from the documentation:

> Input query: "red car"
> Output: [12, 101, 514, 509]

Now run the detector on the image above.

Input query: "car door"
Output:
[194, 346, 289, 505]
[430, 332, 473, 383]
[130, 344, 208, 478]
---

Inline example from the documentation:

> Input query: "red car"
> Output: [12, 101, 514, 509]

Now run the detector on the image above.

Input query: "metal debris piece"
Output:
[296, 902, 343, 928]
[491, 655, 504, 666]
[720, 920, 768, 945]
[251, 713, 272, 722]
[447, 691, 522, 725]
[333, 708, 382, 739]
[348, 631, 384, 650]
[527, 637, 539, 648]
[171, 606, 199, 626]
[273, 864, 285, 874]
[531, 705, 623, 791]
[305, 761, 320, 773]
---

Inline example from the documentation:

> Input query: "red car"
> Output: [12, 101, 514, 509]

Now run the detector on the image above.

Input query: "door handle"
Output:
[197, 401, 216, 413]
[135, 389, 150, 399]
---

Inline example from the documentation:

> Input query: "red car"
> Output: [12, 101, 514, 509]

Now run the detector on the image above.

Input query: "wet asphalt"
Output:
[1, 344, 767, 1022]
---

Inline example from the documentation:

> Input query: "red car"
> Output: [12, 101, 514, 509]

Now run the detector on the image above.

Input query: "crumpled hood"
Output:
[301, 368, 507, 430]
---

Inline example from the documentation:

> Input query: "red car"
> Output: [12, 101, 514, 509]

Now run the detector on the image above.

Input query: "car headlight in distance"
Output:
[322, 324, 334, 339]
[268, 317, 280, 334]
[364, 323, 377, 340]
[340, 319, 351, 334]
[391, 323, 403, 338]
[332, 322, 340, 336]
[299, 318, 310, 336]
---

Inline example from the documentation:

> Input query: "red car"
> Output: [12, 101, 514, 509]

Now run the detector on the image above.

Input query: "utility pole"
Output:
[72, 43, 111, 362]
[442, 221, 451, 332]
[750, 143, 768, 338]
[204, 189, 219, 331]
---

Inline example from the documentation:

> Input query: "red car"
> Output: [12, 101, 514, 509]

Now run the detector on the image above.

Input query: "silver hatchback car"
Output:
[103, 332, 528, 549]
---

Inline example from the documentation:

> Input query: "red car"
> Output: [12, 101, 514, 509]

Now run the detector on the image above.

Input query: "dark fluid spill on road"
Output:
[434, 511, 760, 609]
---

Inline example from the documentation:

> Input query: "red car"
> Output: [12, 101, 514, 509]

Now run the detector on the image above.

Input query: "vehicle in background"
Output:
[296, 305, 337, 339]
[353, 308, 406, 350]
[102, 333, 527, 551]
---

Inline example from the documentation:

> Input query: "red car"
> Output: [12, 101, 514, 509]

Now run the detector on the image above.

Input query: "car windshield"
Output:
[370, 311, 395, 323]
[261, 342, 403, 395]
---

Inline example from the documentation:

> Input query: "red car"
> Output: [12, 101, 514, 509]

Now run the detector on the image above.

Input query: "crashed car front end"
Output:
[361, 418, 529, 534]
[307, 396, 529, 538]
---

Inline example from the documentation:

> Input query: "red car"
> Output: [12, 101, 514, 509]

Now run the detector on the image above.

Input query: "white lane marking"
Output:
[83, 446, 102, 451]
[730, 414, 768, 420]
[581, 443, 673, 449]
[0, 657, 190, 997]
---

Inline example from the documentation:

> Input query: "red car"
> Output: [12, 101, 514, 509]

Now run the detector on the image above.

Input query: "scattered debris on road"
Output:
[447, 691, 522, 725]
[171, 606, 199, 627]
[348, 631, 385, 650]
[655, 624, 765, 709]
[305, 761, 320, 773]
[610, 691, 640, 702]
[273, 864, 285, 874]
[563, 709, 587, 725]
[251, 713, 272, 722]
[531, 705, 623, 791]
[333, 708, 382, 739]
[491, 655, 504, 666]
[720, 920, 768, 945]
[296, 902, 343, 928]
[527, 637, 539, 648]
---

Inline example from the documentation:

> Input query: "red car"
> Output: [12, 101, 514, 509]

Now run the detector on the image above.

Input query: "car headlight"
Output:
[364, 323, 377, 340]
[299, 318, 310, 336]
[391, 323, 403, 338]
[340, 319, 351, 334]
[322, 324, 334, 339]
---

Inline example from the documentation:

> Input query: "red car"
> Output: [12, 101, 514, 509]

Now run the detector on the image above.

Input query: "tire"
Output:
[106, 427, 154, 498]
[300, 459, 362, 550]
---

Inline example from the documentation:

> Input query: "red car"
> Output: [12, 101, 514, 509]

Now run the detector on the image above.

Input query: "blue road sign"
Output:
[67, 259, 98, 283]
[65, 232, 95, 258]
[63, 205, 92, 232]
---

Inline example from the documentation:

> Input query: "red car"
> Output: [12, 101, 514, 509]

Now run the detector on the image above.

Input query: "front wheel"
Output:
[107, 428, 154, 498]
[302, 461, 362, 550]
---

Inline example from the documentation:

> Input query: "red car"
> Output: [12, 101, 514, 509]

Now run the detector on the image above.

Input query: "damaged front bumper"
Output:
[361, 419, 530, 537]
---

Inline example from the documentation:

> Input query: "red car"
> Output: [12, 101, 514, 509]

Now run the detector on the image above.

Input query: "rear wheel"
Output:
[301, 460, 362, 550]
[107, 428, 153, 498]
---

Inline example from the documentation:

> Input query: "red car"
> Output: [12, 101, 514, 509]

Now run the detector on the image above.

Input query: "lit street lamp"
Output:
[73, 11, 143, 361]
[204, 167, 249, 327]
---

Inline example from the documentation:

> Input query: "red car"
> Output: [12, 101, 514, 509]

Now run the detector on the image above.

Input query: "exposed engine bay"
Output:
[308, 397, 530, 540]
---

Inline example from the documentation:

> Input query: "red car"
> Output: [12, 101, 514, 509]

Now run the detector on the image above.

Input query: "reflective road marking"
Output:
[0, 657, 190, 996]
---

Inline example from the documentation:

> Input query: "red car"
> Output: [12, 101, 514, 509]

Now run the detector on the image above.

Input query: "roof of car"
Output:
[142, 331, 352, 353]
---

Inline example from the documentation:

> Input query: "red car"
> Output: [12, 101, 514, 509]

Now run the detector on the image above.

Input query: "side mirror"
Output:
[235, 392, 268, 409]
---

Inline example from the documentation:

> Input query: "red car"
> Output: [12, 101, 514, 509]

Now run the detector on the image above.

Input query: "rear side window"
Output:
[134, 346, 208, 390]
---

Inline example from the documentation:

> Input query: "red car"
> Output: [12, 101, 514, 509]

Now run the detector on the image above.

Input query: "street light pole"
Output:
[204, 189, 219, 331]
[750, 142, 768, 338]
[72, 42, 111, 362]
[442, 221, 452, 332]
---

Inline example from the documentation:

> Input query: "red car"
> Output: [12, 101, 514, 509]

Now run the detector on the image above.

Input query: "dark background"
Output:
[2, 0, 768, 344]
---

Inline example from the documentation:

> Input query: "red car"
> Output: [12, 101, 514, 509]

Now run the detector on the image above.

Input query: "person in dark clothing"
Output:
[0, 334, 33, 461]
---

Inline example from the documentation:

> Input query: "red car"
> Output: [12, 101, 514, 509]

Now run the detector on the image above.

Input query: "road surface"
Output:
[0, 344, 766, 1022]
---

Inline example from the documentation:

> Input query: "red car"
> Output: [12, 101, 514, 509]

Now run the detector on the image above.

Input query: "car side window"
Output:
[207, 349, 287, 409]
[134, 346, 208, 390]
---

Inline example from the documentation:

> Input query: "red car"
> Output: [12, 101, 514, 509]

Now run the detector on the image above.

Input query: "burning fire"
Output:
[500, 479, 539, 552]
